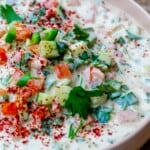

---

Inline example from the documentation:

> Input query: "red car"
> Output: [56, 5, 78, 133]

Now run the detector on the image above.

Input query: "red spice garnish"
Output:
[93, 128, 101, 137]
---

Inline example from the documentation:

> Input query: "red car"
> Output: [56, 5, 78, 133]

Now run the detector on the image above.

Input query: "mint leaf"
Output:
[0, 4, 22, 23]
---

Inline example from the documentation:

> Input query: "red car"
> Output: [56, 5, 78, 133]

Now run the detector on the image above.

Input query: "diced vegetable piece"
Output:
[91, 94, 107, 108]
[2, 102, 18, 116]
[56, 41, 68, 54]
[99, 52, 112, 66]
[0, 47, 7, 64]
[54, 63, 72, 79]
[36, 92, 53, 105]
[26, 32, 41, 46]
[42, 28, 58, 41]
[39, 41, 59, 58]
[0, 4, 22, 24]
[94, 106, 113, 124]
[50, 85, 72, 105]
[114, 92, 137, 110]
[5, 25, 16, 43]
[16, 23, 31, 41]
[69, 41, 89, 58]
[17, 73, 38, 87]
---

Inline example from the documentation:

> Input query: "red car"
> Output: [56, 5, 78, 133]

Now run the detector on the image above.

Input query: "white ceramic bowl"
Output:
[104, 0, 150, 150]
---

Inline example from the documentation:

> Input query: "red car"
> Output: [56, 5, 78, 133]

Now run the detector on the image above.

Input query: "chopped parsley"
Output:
[65, 86, 103, 119]
[73, 24, 89, 40]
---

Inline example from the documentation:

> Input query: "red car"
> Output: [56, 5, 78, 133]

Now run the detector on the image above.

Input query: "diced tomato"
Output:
[0, 47, 7, 64]
[54, 63, 72, 79]
[2, 102, 18, 116]
[27, 77, 44, 92]
[15, 23, 31, 41]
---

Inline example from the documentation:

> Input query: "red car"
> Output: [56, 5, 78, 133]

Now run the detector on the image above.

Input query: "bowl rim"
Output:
[104, 0, 150, 149]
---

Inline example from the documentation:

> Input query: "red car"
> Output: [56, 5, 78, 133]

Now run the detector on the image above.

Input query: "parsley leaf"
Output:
[65, 86, 103, 119]
[17, 73, 38, 87]
[68, 120, 83, 139]
[73, 24, 89, 40]
[93, 106, 113, 124]
[0, 4, 22, 23]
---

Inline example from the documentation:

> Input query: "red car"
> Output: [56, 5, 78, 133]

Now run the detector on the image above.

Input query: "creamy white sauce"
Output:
[0, 0, 149, 149]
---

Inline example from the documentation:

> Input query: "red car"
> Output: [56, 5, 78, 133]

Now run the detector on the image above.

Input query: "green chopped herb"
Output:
[17, 53, 31, 72]
[79, 51, 89, 60]
[93, 106, 113, 124]
[68, 120, 83, 139]
[17, 73, 38, 87]
[114, 37, 126, 45]
[56, 41, 68, 54]
[127, 31, 142, 40]
[65, 86, 103, 119]
[114, 92, 137, 110]
[31, 8, 46, 24]
[0, 4, 22, 23]
[73, 24, 89, 40]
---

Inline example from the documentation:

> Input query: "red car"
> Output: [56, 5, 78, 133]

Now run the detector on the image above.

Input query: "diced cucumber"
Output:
[56, 79, 71, 86]
[50, 85, 72, 105]
[91, 94, 107, 108]
[39, 41, 59, 58]
[99, 52, 112, 66]
[69, 41, 89, 58]
[36, 92, 53, 105]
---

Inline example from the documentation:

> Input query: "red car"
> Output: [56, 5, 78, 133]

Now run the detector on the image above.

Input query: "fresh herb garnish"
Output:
[0, 4, 22, 23]
[79, 51, 89, 60]
[93, 106, 113, 124]
[65, 86, 103, 119]
[17, 53, 31, 72]
[114, 37, 126, 45]
[127, 31, 142, 40]
[56, 41, 68, 54]
[73, 24, 89, 40]
[17, 73, 38, 87]
[114, 92, 137, 110]
[68, 120, 83, 139]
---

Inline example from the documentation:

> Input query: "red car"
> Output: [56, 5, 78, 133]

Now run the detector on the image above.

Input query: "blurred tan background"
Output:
[135, 0, 150, 13]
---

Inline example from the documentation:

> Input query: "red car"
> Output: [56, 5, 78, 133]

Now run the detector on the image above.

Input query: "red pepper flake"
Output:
[53, 132, 65, 140]
[93, 128, 101, 137]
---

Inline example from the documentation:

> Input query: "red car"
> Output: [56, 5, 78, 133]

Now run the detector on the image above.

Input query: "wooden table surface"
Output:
[134, 0, 150, 149]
